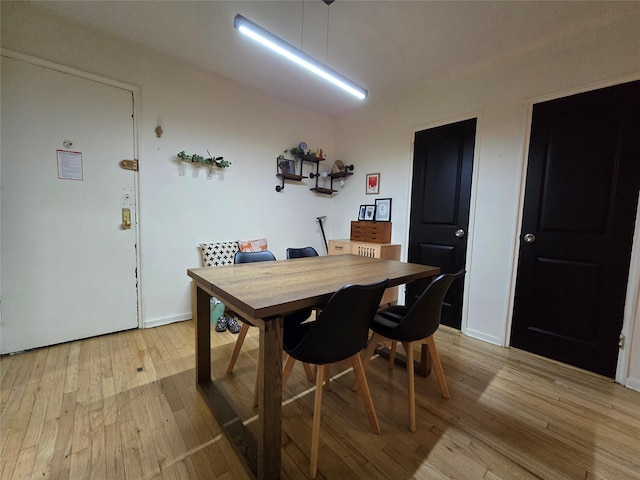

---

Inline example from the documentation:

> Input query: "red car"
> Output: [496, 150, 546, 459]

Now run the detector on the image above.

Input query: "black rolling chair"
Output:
[362, 269, 465, 432]
[282, 279, 388, 478]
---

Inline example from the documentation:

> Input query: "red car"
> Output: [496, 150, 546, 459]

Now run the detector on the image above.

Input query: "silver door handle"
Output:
[523, 233, 536, 243]
[455, 229, 465, 238]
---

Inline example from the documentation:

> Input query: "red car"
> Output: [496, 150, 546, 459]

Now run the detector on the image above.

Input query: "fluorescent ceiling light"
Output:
[234, 14, 367, 100]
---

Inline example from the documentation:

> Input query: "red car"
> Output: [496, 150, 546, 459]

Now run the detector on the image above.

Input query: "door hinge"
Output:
[120, 159, 139, 171]
[619, 334, 625, 349]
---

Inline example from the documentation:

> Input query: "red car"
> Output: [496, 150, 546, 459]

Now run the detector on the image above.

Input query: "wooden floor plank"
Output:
[104, 421, 126, 480]
[48, 391, 76, 480]
[0, 427, 24, 480]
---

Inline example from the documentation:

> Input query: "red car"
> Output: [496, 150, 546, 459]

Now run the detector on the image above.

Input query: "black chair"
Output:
[282, 279, 388, 478]
[286, 246, 319, 259]
[226, 250, 277, 374]
[286, 246, 321, 320]
[226, 250, 315, 406]
[285, 246, 321, 368]
[234, 250, 276, 264]
[362, 269, 465, 432]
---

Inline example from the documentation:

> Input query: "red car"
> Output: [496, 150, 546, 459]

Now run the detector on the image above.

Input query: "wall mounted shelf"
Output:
[275, 157, 308, 192]
[310, 165, 354, 195]
[274, 153, 353, 194]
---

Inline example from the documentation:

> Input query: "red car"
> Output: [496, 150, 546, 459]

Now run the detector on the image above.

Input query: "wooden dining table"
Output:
[187, 254, 440, 479]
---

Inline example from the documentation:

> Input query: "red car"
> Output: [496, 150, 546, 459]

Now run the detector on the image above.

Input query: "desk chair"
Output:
[362, 269, 465, 432]
[282, 279, 388, 478]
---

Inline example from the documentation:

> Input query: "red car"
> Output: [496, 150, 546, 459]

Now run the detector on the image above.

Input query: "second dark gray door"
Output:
[408, 118, 476, 329]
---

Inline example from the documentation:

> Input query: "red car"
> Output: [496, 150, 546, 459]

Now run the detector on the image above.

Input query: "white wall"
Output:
[332, 13, 640, 387]
[0, 2, 336, 328]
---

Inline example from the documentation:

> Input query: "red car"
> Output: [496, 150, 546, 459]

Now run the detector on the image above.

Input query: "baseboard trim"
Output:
[625, 377, 640, 392]
[144, 313, 191, 329]
[463, 328, 504, 347]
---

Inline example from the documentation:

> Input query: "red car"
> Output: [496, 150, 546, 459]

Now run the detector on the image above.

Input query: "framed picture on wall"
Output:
[374, 198, 392, 222]
[366, 173, 380, 195]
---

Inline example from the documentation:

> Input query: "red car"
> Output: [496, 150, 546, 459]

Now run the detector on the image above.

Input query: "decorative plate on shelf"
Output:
[331, 160, 344, 173]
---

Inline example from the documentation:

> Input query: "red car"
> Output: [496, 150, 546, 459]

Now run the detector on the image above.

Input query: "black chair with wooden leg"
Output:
[282, 279, 388, 478]
[226, 250, 315, 406]
[362, 269, 465, 432]
[286, 246, 319, 259]
[285, 247, 319, 345]
[225, 250, 277, 374]
[286, 246, 321, 328]
[227, 249, 320, 374]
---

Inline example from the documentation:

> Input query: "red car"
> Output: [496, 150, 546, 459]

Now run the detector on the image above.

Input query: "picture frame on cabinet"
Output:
[363, 205, 376, 221]
[374, 198, 392, 222]
[358, 205, 367, 221]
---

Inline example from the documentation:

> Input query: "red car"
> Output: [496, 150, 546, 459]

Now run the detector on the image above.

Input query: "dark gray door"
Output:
[511, 80, 640, 378]
[408, 119, 475, 329]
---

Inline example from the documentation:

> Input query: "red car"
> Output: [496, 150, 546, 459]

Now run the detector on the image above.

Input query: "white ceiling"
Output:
[32, 1, 640, 118]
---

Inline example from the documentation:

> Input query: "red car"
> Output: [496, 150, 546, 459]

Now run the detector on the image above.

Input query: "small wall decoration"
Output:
[177, 150, 230, 179]
[374, 198, 392, 222]
[366, 173, 380, 195]
[177, 150, 230, 168]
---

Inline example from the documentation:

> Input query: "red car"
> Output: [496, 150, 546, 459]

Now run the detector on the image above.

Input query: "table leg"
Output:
[194, 284, 259, 476]
[257, 316, 284, 480]
[375, 344, 432, 377]
[196, 302, 284, 479]
[195, 284, 211, 383]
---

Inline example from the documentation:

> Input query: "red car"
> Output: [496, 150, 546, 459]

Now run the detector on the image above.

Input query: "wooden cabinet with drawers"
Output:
[350, 221, 392, 243]
[328, 239, 401, 304]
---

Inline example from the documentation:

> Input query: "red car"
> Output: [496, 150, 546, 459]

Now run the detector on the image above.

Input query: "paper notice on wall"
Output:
[57, 149, 83, 180]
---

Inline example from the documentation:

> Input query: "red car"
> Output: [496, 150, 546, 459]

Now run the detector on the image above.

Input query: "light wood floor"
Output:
[1, 320, 639, 479]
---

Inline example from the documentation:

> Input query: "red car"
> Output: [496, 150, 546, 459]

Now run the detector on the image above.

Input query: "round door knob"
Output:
[523, 233, 536, 243]
[455, 229, 465, 238]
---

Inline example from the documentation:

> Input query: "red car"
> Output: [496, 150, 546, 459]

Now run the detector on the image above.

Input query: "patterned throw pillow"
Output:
[237, 238, 268, 252]
[199, 242, 239, 267]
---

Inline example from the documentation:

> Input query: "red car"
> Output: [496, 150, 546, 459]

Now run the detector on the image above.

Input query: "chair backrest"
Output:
[286, 246, 319, 259]
[393, 270, 465, 341]
[234, 250, 276, 264]
[285, 279, 389, 365]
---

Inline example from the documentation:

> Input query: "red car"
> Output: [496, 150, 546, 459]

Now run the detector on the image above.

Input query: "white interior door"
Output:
[1, 55, 139, 353]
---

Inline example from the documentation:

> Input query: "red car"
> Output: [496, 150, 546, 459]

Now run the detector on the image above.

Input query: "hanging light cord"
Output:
[325, 3, 330, 63]
[301, 1, 305, 52]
